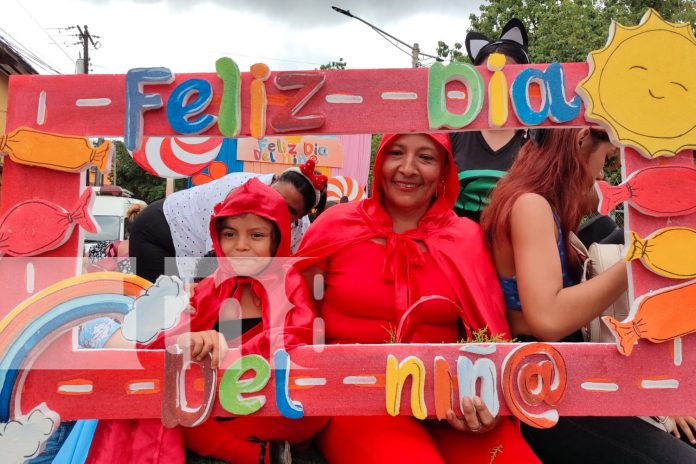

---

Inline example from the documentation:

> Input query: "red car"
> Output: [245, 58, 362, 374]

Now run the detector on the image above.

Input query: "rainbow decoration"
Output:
[0, 272, 150, 421]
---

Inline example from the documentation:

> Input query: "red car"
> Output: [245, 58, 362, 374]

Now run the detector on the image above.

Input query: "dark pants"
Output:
[522, 416, 696, 463]
[128, 198, 177, 283]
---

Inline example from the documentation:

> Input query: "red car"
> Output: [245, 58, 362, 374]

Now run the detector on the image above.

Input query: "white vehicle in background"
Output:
[84, 186, 146, 254]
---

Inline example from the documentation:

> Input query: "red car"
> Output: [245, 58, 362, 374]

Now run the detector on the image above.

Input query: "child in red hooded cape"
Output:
[86, 178, 326, 464]
[294, 133, 539, 463]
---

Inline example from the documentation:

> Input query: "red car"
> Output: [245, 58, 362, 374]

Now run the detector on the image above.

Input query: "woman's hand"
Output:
[176, 330, 228, 368]
[445, 396, 498, 433]
[671, 416, 696, 444]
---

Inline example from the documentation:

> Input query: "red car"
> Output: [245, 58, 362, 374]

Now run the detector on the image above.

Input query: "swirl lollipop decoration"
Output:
[327, 176, 366, 203]
[131, 136, 223, 179]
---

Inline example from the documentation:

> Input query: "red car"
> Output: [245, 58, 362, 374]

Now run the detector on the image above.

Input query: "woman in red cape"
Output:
[294, 133, 539, 463]
[86, 179, 324, 464]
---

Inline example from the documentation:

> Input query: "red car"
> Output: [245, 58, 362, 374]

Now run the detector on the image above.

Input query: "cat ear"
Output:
[465, 32, 492, 63]
[500, 18, 528, 48]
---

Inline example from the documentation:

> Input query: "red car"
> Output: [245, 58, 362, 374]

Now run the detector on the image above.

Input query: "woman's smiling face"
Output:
[379, 134, 446, 217]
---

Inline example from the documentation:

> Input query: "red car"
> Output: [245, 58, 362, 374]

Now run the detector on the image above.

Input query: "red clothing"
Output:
[88, 179, 322, 464]
[321, 239, 461, 343]
[295, 133, 538, 463]
[296, 133, 508, 341]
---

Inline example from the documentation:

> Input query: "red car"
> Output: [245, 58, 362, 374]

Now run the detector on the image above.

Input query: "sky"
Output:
[0, 0, 480, 75]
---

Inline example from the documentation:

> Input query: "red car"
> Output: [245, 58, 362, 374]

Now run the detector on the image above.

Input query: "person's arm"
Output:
[102, 328, 136, 349]
[511, 193, 627, 341]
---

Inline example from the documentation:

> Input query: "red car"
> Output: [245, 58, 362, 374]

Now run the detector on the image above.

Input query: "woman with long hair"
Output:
[481, 127, 696, 462]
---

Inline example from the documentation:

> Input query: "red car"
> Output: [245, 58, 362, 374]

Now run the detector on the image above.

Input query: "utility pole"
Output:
[411, 43, 419, 69]
[75, 25, 102, 186]
[76, 25, 99, 74]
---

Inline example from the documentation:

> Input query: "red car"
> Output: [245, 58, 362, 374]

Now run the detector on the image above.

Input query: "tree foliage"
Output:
[107, 140, 186, 204]
[319, 58, 347, 70]
[438, 0, 696, 63]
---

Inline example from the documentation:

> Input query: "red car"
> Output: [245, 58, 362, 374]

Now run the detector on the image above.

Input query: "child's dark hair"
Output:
[193, 249, 218, 283]
[277, 170, 327, 218]
[215, 214, 282, 256]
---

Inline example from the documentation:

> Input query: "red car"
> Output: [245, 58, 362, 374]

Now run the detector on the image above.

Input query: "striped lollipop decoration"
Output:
[131, 136, 223, 179]
[327, 176, 366, 203]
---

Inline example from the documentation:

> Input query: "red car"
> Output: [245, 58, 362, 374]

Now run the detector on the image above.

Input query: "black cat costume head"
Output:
[465, 18, 529, 65]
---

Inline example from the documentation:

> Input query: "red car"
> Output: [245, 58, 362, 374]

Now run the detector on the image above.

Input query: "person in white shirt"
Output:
[129, 164, 327, 282]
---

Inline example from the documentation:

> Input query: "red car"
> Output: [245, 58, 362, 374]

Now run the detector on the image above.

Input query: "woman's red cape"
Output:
[294, 133, 509, 339]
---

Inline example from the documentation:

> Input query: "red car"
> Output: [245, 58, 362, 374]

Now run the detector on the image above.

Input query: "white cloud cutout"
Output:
[122, 275, 189, 344]
[0, 404, 59, 463]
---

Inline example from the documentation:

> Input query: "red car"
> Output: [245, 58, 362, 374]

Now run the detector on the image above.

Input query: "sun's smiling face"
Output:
[601, 32, 696, 137]
[578, 9, 696, 157]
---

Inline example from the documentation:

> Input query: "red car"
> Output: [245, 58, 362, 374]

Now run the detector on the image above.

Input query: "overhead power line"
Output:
[0, 27, 62, 74]
[14, 0, 74, 67]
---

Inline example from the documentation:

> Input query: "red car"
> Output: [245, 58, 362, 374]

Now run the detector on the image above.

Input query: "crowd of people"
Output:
[36, 17, 696, 464]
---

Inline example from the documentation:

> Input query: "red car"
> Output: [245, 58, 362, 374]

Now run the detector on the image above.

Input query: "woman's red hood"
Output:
[372, 133, 459, 220]
[210, 178, 292, 274]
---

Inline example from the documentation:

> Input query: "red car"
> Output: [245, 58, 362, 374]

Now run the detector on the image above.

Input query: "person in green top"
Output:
[451, 18, 530, 222]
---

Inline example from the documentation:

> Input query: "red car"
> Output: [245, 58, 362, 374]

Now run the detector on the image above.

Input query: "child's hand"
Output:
[177, 330, 228, 368]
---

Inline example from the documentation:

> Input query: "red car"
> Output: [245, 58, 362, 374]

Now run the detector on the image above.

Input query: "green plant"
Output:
[460, 326, 514, 344]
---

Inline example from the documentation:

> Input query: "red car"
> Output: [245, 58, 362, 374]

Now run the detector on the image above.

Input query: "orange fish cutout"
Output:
[603, 280, 696, 356]
[0, 127, 112, 174]
[626, 227, 696, 279]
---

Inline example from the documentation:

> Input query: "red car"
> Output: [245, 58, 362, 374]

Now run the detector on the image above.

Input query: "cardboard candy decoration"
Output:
[0, 127, 112, 174]
[596, 166, 696, 217]
[0, 188, 97, 257]
[131, 136, 223, 179]
[625, 227, 696, 279]
[604, 280, 696, 356]
[327, 176, 366, 203]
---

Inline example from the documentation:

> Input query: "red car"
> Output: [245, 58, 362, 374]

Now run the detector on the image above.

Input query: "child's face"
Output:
[218, 214, 274, 276]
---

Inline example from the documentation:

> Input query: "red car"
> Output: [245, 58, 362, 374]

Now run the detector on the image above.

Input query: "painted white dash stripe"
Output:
[128, 381, 157, 392]
[460, 345, 496, 355]
[343, 376, 377, 385]
[325, 94, 363, 104]
[641, 379, 679, 389]
[294, 378, 327, 387]
[36, 91, 46, 125]
[58, 384, 93, 394]
[581, 382, 618, 392]
[75, 98, 112, 107]
[25, 262, 35, 294]
[447, 90, 467, 100]
[674, 337, 682, 366]
[381, 92, 418, 100]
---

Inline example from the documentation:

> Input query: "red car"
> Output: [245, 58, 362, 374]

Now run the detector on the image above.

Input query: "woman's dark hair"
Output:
[215, 214, 282, 257]
[473, 42, 530, 66]
[276, 170, 327, 218]
[124, 204, 144, 238]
